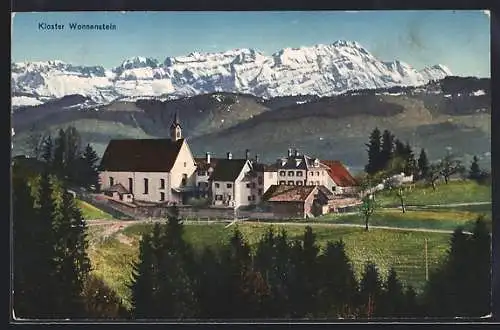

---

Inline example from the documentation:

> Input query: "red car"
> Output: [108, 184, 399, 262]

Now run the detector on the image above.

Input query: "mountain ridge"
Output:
[12, 40, 452, 107]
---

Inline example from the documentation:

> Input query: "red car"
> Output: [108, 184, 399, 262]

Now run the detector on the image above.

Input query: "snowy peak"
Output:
[11, 40, 454, 105]
[114, 56, 160, 75]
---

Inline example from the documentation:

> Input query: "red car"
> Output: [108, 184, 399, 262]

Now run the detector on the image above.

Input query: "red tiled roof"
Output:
[100, 139, 184, 172]
[263, 185, 317, 202]
[321, 160, 358, 187]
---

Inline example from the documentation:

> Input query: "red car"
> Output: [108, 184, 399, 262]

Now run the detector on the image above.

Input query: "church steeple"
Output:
[170, 111, 182, 141]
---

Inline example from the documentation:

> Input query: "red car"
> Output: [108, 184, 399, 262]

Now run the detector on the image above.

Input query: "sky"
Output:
[11, 10, 491, 77]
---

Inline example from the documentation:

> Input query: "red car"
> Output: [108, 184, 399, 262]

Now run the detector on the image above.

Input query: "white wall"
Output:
[170, 141, 197, 188]
[99, 171, 172, 203]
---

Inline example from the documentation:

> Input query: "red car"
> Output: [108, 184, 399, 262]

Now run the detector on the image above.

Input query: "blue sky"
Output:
[12, 10, 490, 77]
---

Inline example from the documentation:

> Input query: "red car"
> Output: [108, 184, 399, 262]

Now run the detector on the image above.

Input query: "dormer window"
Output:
[295, 159, 302, 167]
[314, 159, 320, 167]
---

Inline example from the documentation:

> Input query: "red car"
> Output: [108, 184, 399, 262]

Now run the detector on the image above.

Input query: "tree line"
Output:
[13, 162, 128, 319]
[128, 208, 490, 319]
[27, 126, 100, 189]
[364, 127, 490, 189]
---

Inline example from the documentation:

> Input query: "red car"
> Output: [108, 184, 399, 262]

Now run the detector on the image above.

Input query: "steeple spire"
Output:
[170, 111, 182, 141]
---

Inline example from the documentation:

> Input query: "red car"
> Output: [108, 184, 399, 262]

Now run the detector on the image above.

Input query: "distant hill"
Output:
[11, 77, 491, 171]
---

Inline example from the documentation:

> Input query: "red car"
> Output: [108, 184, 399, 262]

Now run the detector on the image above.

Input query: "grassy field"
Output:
[77, 199, 114, 220]
[90, 222, 452, 310]
[316, 206, 491, 232]
[376, 180, 491, 207]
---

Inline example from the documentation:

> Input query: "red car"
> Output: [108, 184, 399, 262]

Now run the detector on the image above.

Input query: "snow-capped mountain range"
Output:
[11, 40, 452, 107]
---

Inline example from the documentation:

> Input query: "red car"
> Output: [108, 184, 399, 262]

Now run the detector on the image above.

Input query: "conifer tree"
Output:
[365, 128, 382, 175]
[53, 129, 66, 177]
[79, 144, 100, 188]
[403, 142, 417, 176]
[12, 175, 39, 317]
[380, 129, 395, 171]
[41, 135, 54, 165]
[380, 267, 405, 317]
[468, 156, 482, 181]
[359, 262, 383, 318]
[417, 148, 430, 180]
[130, 233, 156, 318]
[317, 241, 358, 318]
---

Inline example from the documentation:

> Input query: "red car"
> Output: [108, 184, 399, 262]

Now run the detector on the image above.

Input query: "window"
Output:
[279, 171, 286, 176]
[279, 181, 286, 185]
[181, 174, 187, 186]
[316, 171, 320, 176]
[216, 194, 223, 201]
[109, 177, 114, 186]
[184, 162, 187, 167]
[252, 195, 256, 201]
[288, 171, 294, 176]
[160, 192, 165, 201]
[287, 181, 294, 185]
[332, 186, 337, 191]
[227, 183, 233, 188]
[144, 178, 149, 194]
[128, 178, 133, 194]
[215, 183, 220, 188]
[258, 189, 263, 196]
[252, 182, 256, 189]
[160, 178, 165, 189]
[228, 195, 232, 201]
[310, 172, 314, 176]
[297, 171, 303, 176]
[248, 195, 252, 201]
[246, 183, 251, 188]
[296, 181, 303, 186]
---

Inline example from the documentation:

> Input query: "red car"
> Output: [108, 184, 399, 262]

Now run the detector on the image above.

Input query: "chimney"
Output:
[288, 148, 292, 157]
[206, 152, 211, 164]
[227, 152, 232, 160]
[294, 148, 299, 156]
[245, 149, 250, 160]
[254, 154, 259, 163]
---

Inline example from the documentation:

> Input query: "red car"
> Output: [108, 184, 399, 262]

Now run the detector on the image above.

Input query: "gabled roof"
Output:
[210, 159, 249, 182]
[321, 160, 358, 187]
[317, 185, 335, 200]
[263, 185, 317, 202]
[99, 138, 184, 172]
[104, 183, 129, 194]
[252, 162, 278, 172]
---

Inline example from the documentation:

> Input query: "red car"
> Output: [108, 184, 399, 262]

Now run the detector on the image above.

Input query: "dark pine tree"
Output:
[317, 240, 359, 318]
[379, 267, 405, 317]
[34, 171, 60, 318]
[417, 148, 430, 180]
[380, 129, 395, 171]
[468, 156, 482, 181]
[77, 144, 100, 189]
[51, 185, 91, 318]
[130, 233, 156, 319]
[365, 127, 382, 175]
[155, 207, 198, 318]
[41, 135, 54, 165]
[299, 226, 320, 318]
[12, 174, 39, 318]
[52, 129, 67, 178]
[403, 142, 417, 176]
[359, 262, 383, 318]
[393, 139, 406, 160]
[194, 247, 226, 318]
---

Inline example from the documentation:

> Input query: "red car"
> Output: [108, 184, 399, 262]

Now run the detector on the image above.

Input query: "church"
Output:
[98, 113, 197, 205]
